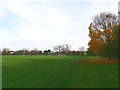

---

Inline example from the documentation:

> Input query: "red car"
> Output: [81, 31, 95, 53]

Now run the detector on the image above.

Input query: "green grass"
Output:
[2, 55, 118, 88]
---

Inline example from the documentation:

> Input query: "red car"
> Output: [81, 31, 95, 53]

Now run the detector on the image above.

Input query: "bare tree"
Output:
[79, 47, 85, 52]
[31, 48, 40, 55]
[91, 12, 118, 31]
[79, 47, 85, 55]
[2, 48, 10, 55]
[53, 44, 71, 54]
[62, 44, 71, 52]
[53, 45, 63, 52]
[21, 48, 30, 55]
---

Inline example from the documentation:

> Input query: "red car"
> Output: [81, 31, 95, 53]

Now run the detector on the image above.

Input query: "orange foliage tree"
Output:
[88, 12, 118, 59]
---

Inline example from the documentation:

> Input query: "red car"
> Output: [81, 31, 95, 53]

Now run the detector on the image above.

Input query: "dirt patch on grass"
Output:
[81, 59, 119, 64]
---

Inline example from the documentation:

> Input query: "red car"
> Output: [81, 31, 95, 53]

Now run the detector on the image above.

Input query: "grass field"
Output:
[2, 55, 118, 88]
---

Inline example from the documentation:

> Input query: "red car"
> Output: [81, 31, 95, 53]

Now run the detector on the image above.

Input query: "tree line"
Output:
[1, 44, 86, 56]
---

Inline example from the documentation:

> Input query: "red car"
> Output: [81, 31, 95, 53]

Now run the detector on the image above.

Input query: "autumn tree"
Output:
[88, 12, 118, 60]
[99, 25, 120, 59]
[86, 47, 95, 56]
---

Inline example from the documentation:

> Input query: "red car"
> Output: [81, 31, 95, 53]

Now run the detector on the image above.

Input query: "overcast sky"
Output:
[0, 0, 119, 51]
